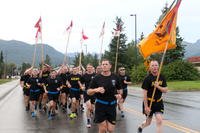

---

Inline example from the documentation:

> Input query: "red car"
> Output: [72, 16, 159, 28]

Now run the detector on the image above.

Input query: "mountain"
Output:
[0, 39, 75, 66]
[0, 39, 199, 67]
[184, 39, 200, 58]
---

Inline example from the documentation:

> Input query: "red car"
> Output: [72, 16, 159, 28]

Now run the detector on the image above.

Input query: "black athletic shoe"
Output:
[137, 127, 142, 133]
[43, 106, 47, 113]
[121, 111, 125, 118]
[39, 103, 42, 110]
[68, 103, 71, 109]
[25, 106, 29, 111]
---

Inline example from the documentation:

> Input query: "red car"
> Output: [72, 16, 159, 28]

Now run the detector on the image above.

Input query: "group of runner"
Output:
[20, 59, 167, 133]
[19, 59, 131, 130]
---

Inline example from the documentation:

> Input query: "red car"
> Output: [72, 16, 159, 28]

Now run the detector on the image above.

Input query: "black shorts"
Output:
[30, 91, 40, 101]
[69, 89, 80, 100]
[61, 87, 70, 94]
[84, 92, 95, 104]
[94, 102, 117, 125]
[39, 86, 45, 94]
[143, 100, 164, 117]
[80, 89, 84, 95]
[48, 93, 59, 102]
[23, 88, 30, 96]
[122, 88, 128, 100]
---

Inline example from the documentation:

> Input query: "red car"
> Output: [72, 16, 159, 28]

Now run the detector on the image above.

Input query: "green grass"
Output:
[167, 80, 200, 91]
[132, 80, 200, 91]
[0, 79, 12, 85]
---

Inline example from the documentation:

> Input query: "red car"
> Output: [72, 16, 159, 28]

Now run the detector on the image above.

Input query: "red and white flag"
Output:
[34, 17, 42, 39]
[113, 24, 121, 37]
[99, 21, 105, 38]
[66, 20, 73, 32]
[82, 30, 88, 40]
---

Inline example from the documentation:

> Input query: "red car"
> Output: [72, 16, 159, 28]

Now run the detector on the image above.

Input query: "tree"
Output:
[73, 52, 84, 67]
[0, 51, 3, 63]
[20, 62, 31, 75]
[126, 32, 145, 71]
[0, 51, 4, 78]
[125, 41, 136, 70]
[104, 17, 128, 72]
[6, 63, 17, 76]
[84, 53, 99, 67]
[44, 54, 52, 66]
[73, 53, 99, 68]
[164, 27, 185, 64]
[150, 4, 185, 64]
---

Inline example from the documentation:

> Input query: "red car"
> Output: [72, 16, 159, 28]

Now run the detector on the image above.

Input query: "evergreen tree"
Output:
[126, 32, 145, 71]
[150, 3, 185, 64]
[0, 51, 4, 78]
[74, 53, 100, 68]
[44, 54, 52, 66]
[73, 52, 84, 67]
[164, 27, 185, 64]
[20, 62, 31, 75]
[104, 17, 128, 71]
[0, 51, 3, 63]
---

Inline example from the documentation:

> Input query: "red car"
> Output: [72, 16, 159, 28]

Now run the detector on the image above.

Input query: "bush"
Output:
[162, 60, 200, 81]
[130, 60, 200, 83]
[130, 64, 148, 83]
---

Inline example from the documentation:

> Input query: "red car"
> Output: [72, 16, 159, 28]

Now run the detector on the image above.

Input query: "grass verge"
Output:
[132, 80, 200, 91]
[0, 79, 12, 85]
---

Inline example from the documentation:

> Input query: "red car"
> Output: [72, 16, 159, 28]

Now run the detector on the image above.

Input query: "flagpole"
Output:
[114, 35, 120, 73]
[148, 0, 181, 109]
[99, 35, 104, 65]
[63, 30, 71, 65]
[32, 39, 38, 67]
[149, 40, 169, 109]
[40, 19, 44, 67]
[79, 41, 83, 67]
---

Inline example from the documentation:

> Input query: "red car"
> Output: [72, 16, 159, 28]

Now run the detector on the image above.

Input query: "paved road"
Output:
[0, 81, 200, 133]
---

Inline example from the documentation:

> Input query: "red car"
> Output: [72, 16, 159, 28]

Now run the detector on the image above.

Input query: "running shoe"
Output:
[137, 127, 142, 133]
[48, 115, 52, 120]
[72, 113, 77, 118]
[31, 112, 36, 117]
[26, 106, 29, 111]
[69, 113, 74, 119]
[121, 111, 125, 118]
[86, 119, 91, 128]
[86, 123, 91, 128]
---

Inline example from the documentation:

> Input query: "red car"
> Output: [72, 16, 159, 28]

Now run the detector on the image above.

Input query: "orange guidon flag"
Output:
[138, 0, 182, 59]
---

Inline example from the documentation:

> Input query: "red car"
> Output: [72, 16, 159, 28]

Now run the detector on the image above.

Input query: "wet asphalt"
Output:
[0, 81, 200, 133]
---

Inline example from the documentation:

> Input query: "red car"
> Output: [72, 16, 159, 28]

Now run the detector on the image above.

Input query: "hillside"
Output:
[184, 39, 200, 58]
[0, 40, 74, 66]
[0, 39, 199, 67]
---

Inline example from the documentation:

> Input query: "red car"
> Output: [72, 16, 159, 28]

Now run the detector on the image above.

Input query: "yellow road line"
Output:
[124, 107, 200, 133]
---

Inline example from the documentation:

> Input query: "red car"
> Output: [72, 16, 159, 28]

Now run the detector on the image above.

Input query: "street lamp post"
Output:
[84, 44, 87, 54]
[130, 14, 137, 66]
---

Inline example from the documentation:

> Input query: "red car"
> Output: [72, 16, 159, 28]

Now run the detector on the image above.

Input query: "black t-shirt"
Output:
[42, 71, 50, 78]
[59, 72, 70, 85]
[27, 77, 42, 91]
[20, 74, 30, 87]
[67, 74, 83, 89]
[45, 77, 62, 92]
[142, 73, 167, 100]
[41, 70, 50, 83]
[89, 73, 122, 102]
[82, 73, 96, 90]
[119, 74, 131, 89]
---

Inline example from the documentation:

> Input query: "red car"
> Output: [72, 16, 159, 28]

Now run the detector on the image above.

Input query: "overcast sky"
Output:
[0, 0, 199, 54]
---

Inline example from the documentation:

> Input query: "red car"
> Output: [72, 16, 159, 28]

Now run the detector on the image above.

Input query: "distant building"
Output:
[187, 56, 200, 72]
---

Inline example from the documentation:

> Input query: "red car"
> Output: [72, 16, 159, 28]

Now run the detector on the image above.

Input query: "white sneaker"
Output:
[86, 123, 91, 128]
